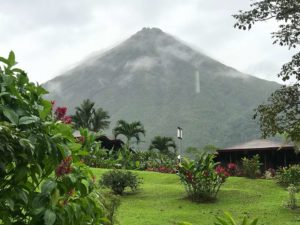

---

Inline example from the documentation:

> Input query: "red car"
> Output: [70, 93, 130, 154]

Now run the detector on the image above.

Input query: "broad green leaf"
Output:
[19, 116, 40, 125]
[0, 92, 10, 97]
[18, 190, 28, 204]
[7, 51, 16, 67]
[6, 198, 14, 211]
[44, 209, 56, 225]
[41, 180, 57, 194]
[39, 100, 52, 120]
[2, 75, 13, 86]
[224, 212, 237, 225]
[0, 56, 9, 65]
[2, 107, 19, 125]
[250, 218, 259, 225]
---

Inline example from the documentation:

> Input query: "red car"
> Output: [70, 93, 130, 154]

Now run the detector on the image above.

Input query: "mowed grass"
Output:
[92, 169, 300, 225]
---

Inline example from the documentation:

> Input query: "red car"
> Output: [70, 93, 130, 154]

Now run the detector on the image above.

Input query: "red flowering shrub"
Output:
[227, 163, 237, 176]
[177, 153, 227, 202]
[216, 165, 230, 180]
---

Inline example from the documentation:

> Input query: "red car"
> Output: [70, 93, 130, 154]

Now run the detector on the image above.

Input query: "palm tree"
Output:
[113, 120, 145, 146]
[72, 99, 110, 132]
[149, 136, 176, 156]
[92, 108, 110, 132]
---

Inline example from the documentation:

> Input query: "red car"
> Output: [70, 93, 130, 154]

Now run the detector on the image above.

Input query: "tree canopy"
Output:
[113, 120, 145, 146]
[234, 0, 300, 143]
[149, 136, 177, 156]
[72, 99, 110, 132]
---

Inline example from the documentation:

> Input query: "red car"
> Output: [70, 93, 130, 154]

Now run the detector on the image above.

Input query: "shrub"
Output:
[214, 212, 259, 225]
[99, 193, 121, 225]
[242, 154, 261, 178]
[276, 164, 300, 186]
[227, 163, 237, 176]
[0, 52, 106, 224]
[264, 168, 276, 179]
[100, 170, 143, 195]
[177, 153, 228, 202]
[285, 184, 298, 209]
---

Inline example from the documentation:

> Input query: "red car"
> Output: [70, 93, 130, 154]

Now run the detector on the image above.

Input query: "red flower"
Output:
[227, 163, 237, 170]
[62, 115, 72, 124]
[216, 165, 229, 179]
[55, 107, 67, 120]
[55, 156, 73, 177]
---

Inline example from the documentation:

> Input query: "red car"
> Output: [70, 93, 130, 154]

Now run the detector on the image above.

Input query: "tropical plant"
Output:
[149, 136, 176, 156]
[99, 193, 121, 225]
[242, 154, 261, 178]
[100, 170, 143, 195]
[72, 99, 110, 132]
[0, 51, 107, 225]
[227, 163, 238, 176]
[113, 120, 145, 146]
[276, 165, 300, 186]
[177, 153, 227, 202]
[285, 184, 298, 209]
[214, 212, 259, 225]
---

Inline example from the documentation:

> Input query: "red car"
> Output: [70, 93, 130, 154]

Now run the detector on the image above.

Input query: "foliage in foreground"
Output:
[176, 212, 259, 225]
[177, 153, 228, 202]
[0, 52, 106, 224]
[214, 212, 259, 225]
[100, 170, 143, 195]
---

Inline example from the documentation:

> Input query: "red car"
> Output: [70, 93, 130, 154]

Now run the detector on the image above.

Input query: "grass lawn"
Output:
[92, 169, 300, 225]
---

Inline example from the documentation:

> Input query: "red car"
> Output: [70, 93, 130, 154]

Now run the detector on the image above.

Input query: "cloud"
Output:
[125, 56, 157, 71]
[0, 0, 296, 84]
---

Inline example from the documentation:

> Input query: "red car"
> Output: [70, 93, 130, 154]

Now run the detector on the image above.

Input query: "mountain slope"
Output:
[44, 27, 279, 149]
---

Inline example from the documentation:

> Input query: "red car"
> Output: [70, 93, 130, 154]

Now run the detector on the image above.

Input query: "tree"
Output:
[233, 0, 300, 143]
[113, 120, 145, 146]
[0, 52, 105, 224]
[72, 99, 110, 132]
[149, 136, 176, 156]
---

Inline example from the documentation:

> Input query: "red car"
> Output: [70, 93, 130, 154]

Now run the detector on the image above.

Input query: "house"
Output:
[216, 139, 299, 170]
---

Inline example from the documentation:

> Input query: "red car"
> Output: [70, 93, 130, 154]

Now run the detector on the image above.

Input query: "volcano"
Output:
[44, 27, 279, 149]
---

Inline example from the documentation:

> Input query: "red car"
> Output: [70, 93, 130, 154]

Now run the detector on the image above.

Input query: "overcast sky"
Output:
[0, 0, 297, 84]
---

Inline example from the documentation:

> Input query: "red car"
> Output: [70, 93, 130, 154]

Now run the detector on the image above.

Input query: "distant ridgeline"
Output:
[44, 27, 279, 149]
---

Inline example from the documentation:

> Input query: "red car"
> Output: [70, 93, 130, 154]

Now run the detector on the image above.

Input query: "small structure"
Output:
[216, 139, 298, 169]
